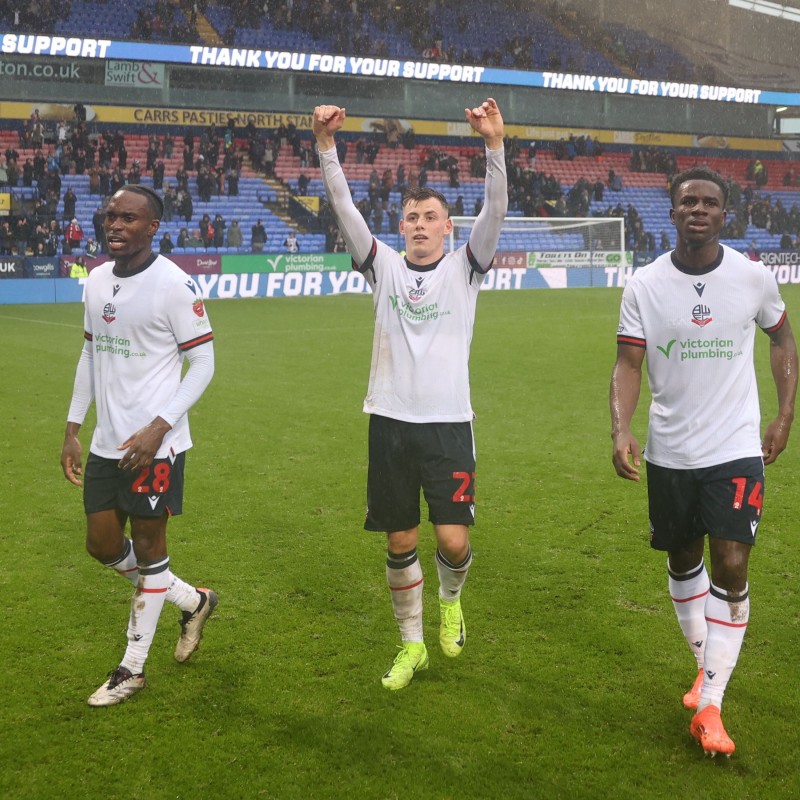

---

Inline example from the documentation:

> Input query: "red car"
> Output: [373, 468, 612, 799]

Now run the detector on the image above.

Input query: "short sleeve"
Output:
[616, 278, 646, 348]
[166, 276, 214, 351]
[755, 265, 787, 333]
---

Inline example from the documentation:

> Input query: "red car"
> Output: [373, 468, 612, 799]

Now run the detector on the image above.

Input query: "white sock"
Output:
[103, 538, 139, 584]
[166, 574, 201, 612]
[668, 558, 709, 670]
[120, 556, 170, 674]
[436, 547, 472, 600]
[104, 537, 197, 611]
[699, 582, 750, 711]
[386, 548, 424, 643]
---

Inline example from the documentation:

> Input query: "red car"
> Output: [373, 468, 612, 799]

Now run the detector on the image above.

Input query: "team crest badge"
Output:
[102, 302, 116, 324]
[192, 299, 205, 318]
[691, 303, 712, 327]
[408, 276, 426, 302]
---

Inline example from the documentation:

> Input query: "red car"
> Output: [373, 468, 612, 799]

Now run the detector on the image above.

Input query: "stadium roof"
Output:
[729, 0, 800, 22]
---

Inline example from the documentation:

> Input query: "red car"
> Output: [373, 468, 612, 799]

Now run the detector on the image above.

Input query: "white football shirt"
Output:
[617, 245, 786, 468]
[79, 254, 214, 458]
[360, 242, 487, 423]
[318, 140, 507, 424]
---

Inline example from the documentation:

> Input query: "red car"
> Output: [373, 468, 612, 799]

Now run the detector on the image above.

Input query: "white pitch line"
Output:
[0, 314, 82, 329]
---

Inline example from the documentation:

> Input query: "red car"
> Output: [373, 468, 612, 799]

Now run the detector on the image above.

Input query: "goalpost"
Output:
[448, 216, 626, 271]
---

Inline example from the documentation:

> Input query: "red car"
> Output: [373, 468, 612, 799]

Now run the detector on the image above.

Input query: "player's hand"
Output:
[762, 414, 793, 465]
[465, 98, 504, 149]
[118, 417, 172, 471]
[61, 434, 83, 486]
[611, 432, 642, 481]
[313, 105, 346, 149]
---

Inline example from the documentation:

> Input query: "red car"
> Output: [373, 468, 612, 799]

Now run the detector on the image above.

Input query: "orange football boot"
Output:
[690, 705, 735, 757]
[683, 668, 704, 709]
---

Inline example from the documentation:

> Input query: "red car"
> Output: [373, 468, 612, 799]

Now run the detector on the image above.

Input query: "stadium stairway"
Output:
[190, 3, 224, 46]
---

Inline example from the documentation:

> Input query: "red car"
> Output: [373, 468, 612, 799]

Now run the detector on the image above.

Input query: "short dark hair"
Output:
[669, 166, 729, 207]
[117, 184, 164, 220]
[401, 187, 450, 215]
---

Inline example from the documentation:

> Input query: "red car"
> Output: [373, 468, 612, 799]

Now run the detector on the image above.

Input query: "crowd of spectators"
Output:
[722, 180, 800, 245]
[3, 0, 786, 95]
[0, 107, 262, 257]
[121, 0, 721, 86]
[0, 0, 64, 33]
[629, 147, 678, 175]
[552, 135, 604, 162]
[3, 103, 799, 262]
[131, 1, 195, 43]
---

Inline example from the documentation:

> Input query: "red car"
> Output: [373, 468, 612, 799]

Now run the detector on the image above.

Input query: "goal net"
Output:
[448, 216, 626, 269]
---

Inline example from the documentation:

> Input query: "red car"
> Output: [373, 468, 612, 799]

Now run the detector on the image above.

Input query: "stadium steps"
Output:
[258, 175, 314, 233]
[191, 4, 224, 45]
[545, 11, 638, 79]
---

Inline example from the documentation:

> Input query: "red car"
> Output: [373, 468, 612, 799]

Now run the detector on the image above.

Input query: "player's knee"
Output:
[710, 549, 750, 591]
[386, 528, 419, 554]
[85, 536, 118, 563]
[435, 525, 470, 562]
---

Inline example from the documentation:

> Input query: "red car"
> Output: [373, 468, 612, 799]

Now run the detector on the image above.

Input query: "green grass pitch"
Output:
[1, 287, 799, 799]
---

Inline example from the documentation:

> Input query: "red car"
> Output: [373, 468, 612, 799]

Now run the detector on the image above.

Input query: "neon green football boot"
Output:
[439, 596, 466, 657]
[381, 642, 429, 690]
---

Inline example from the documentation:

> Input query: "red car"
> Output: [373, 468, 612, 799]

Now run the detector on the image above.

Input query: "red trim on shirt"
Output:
[179, 332, 214, 351]
[763, 309, 787, 334]
[617, 335, 646, 348]
[354, 238, 378, 272]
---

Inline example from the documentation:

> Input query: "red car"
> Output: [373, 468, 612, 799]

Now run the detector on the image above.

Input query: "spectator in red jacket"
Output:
[65, 218, 84, 252]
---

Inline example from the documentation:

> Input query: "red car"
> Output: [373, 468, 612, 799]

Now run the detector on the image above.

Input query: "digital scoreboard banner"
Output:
[2, 33, 800, 108]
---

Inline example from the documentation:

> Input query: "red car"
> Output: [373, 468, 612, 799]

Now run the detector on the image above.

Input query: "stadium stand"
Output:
[4, 112, 797, 262]
[1, 0, 799, 261]
[23, 0, 717, 86]
[3, 0, 799, 90]
[201, 0, 644, 77]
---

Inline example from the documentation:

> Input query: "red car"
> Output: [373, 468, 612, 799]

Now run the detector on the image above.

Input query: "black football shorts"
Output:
[83, 451, 186, 518]
[646, 456, 764, 551]
[365, 414, 476, 533]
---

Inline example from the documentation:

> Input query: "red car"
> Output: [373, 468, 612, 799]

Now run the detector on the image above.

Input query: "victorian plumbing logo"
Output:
[657, 334, 742, 363]
[655, 302, 742, 362]
[388, 294, 444, 322]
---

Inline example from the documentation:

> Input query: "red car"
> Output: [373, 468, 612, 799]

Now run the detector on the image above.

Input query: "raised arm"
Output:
[466, 98, 508, 269]
[762, 317, 798, 464]
[465, 97, 504, 151]
[313, 104, 373, 264]
[610, 343, 645, 481]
